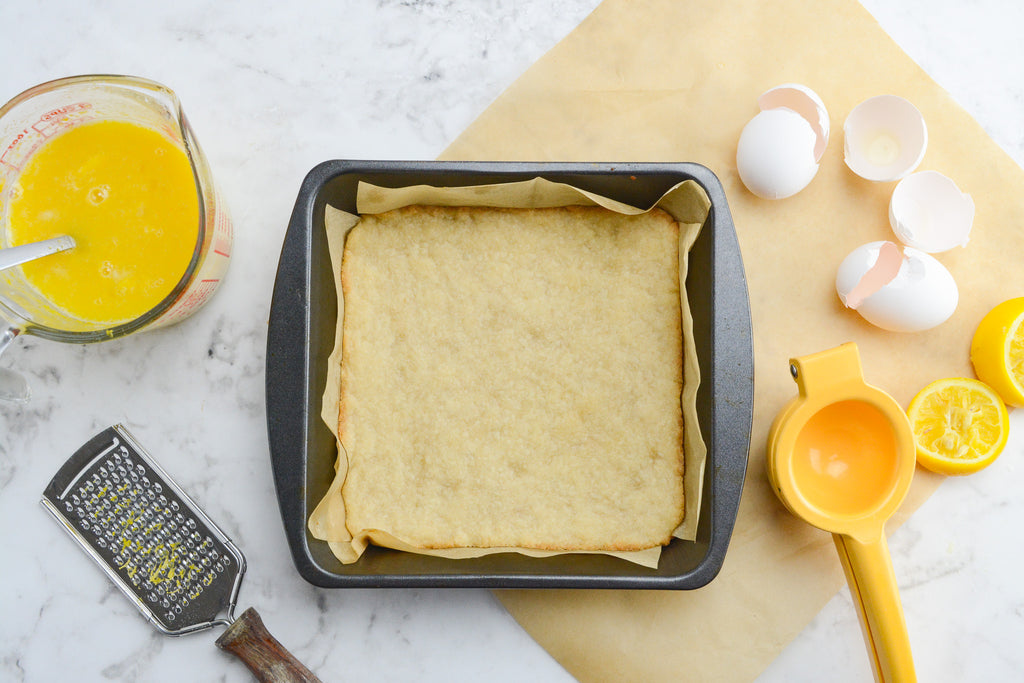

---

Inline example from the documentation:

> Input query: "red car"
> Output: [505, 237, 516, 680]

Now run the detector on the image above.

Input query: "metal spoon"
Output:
[0, 235, 76, 271]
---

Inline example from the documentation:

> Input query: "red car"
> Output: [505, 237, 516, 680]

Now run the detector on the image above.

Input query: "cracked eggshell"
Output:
[757, 84, 830, 160]
[889, 171, 974, 253]
[844, 95, 927, 182]
[836, 241, 958, 332]
[736, 84, 829, 199]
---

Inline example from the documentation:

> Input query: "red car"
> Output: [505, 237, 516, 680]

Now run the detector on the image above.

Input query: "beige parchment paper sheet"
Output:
[437, 0, 1024, 680]
[310, 178, 711, 567]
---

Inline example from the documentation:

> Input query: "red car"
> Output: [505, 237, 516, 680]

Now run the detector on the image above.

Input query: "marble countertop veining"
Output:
[1, 1, 1022, 681]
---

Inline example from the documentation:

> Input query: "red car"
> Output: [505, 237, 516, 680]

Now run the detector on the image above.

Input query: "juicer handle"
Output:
[834, 533, 916, 683]
[216, 607, 323, 683]
[0, 320, 30, 403]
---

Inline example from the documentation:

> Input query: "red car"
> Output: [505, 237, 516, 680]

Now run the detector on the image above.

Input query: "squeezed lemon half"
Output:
[971, 297, 1024, 408]
[907, 377, 1009, 476]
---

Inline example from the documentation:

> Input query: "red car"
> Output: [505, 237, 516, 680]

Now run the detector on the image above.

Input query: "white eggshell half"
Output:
[889, 170, 974, 253]
[844, 95, 927, 182]
[736, 108, 819, 199]
[836, 241, 958, 332]
[757, 83, 830, 161]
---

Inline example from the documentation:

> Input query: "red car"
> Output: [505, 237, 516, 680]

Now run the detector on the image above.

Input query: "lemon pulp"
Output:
[907, 377, 1008, 475]
[8, 120, 200, 325]
[970, 297, 1024, 408]
[1008, 316, 1024, 395]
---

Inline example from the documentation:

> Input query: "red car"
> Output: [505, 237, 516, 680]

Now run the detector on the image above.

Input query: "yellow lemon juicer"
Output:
[767, 342, 917, 683]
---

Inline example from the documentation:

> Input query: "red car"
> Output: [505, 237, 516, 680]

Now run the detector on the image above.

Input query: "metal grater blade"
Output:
[41, 425, 247, 636]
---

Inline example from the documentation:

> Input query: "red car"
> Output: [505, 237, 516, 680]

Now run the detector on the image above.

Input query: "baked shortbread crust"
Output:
[337, 204, 685, 551]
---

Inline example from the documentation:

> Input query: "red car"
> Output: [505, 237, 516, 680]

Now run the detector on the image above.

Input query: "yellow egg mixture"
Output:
[7, 120, 199, 325]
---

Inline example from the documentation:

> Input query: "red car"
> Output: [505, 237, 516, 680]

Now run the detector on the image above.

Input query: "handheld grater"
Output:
[41, 424, 321, 682]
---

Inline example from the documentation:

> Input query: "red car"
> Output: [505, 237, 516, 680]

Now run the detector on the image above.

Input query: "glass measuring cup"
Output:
[766, 343, 917, 683]
[0, 75, 233, 402]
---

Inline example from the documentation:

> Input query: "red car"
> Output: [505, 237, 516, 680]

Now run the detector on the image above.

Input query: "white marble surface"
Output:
[1, 1, 1022, 681]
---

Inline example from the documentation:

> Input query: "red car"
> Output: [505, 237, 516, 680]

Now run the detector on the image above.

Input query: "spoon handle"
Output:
[834, 532, 916, 683]
[0, 235, 75, 271]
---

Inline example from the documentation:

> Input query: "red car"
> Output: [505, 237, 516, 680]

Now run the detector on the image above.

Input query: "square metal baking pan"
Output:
[266, 160, 753, 589]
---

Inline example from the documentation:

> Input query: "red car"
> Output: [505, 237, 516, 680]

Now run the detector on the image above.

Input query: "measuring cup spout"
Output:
[835, 533, 917, 682]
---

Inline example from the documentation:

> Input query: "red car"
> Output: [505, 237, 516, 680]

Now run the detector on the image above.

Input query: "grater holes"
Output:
[44, 430, 249, 634]
[67, 449, 237, 624]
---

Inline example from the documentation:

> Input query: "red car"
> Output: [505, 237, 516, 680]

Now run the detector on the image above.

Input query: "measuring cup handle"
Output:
[834, 533, 917, 683]
[0, 319, 30, 403]
[216, 607, 322, 683]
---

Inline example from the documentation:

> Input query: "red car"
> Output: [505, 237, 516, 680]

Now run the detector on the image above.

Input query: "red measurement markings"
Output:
[177, 278, 220, 312]
[1, 102, 92, 170]
[32, 102, 92, 137]
[212, 212, 233, 257]
[0, 129, 32, 170]
[159, 279, 221, 327]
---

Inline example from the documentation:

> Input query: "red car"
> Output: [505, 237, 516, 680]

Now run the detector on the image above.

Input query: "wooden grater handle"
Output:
[216, 607, 322, 682]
